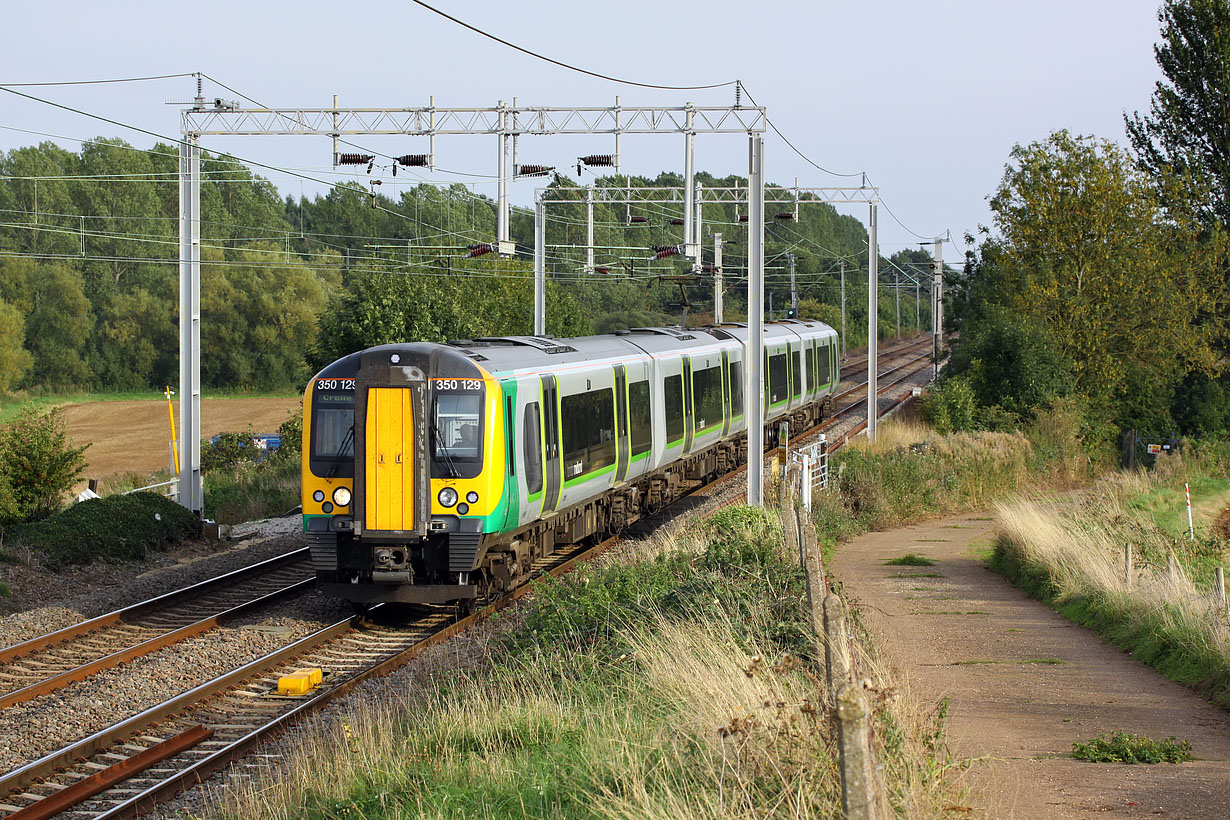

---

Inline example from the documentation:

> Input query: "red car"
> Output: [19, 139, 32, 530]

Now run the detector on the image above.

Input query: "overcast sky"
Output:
[1, 0, 1166, 257]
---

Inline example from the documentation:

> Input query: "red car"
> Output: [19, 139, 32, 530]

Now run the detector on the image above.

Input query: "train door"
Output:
[720, 350, 731, 437]
[540, 375, 562, 514]
[364, 388, 415, 532]
[614, 365, 630, 482]
[682, 355, 695, 453]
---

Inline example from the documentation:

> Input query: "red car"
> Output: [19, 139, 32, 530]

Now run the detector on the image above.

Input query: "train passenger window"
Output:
[561, 389, 615, 480]
[769, 352, 788, 405]
[524, 402, 542, 496]
[693, 366, 723, 432]
[816, 340, 830, 386]
[629, 380, 652, 457]
[730, 360, 744, 417]
[791, 349, 801, 398]
[664, 374, 685, 444]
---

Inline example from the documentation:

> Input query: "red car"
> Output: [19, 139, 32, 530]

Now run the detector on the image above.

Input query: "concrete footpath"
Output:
[829, 514, 1230, 819]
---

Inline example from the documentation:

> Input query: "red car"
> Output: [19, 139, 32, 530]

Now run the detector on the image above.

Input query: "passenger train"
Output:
[301, 320, 839, 610]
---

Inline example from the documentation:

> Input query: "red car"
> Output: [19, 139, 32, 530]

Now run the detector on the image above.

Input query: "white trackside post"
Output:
[1186, 482, 1195, 541]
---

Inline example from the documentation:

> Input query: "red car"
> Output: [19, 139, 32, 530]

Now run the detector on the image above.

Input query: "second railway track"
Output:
[0, 550, 314, 710]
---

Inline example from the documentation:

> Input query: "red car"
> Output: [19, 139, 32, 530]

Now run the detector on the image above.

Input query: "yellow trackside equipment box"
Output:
[277, 667, 323, 695]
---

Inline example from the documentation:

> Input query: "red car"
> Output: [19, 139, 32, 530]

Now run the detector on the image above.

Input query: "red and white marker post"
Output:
[1185, 482, 1195, 541]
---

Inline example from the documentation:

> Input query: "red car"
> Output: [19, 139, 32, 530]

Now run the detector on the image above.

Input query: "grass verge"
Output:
[211, 507, 964, 820]
[808, 405, 1090, 564]
[989, 452, 1230, 707]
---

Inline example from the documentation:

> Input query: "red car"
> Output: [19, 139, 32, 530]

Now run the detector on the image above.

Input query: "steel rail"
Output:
[0, 578, 315, 709]
[0, 548, 311, 664]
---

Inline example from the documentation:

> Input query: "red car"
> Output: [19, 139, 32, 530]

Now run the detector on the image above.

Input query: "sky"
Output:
[0, 0, 1167, 258]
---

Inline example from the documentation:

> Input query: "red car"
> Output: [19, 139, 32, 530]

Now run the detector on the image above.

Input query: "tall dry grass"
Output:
[210, 510, 964, 820]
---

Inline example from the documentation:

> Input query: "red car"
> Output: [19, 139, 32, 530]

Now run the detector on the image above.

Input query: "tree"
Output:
[945, 306, 1072, 418]
[976, 130, 1229, 431]
[1126, 0, 1230, 226]
[201, 246, 335, 389]
[0, 258, 93, 388]
[0, 407, 88, 522]
[0, 298, 32, 391]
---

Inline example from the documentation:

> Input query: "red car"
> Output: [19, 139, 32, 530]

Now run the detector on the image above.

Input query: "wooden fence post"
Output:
[1215, 567, 1227, 615]
[823, 594, 853, 699]
[1124, 543, 1132, 589]
[837, 684, 880, 820]
[794, 509, 826, 658]
[1166, 551, 1177, 584]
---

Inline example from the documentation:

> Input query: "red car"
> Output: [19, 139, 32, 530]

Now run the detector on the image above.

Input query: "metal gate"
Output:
[792, 434, 829, 512]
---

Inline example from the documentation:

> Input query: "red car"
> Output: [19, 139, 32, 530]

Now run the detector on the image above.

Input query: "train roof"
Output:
[448, 321, 836, 375]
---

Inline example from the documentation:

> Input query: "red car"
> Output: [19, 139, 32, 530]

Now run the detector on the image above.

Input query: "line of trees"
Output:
[0, 141, 915, 394]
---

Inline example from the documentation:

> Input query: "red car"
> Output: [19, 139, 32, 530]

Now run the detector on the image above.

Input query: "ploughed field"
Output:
[61, 397, 301, 482]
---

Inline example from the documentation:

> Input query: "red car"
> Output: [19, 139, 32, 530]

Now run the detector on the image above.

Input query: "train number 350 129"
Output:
[435, 379, 483, 391]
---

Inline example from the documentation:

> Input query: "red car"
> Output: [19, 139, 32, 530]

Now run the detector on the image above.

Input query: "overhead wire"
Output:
[0, 72, 198, 87]
[406, 0, 739, 91]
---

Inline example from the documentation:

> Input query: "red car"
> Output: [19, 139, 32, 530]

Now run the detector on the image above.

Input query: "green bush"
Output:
[204, 457, 300, 524]
[201, 428, 261, 473]
[0, 406, 88, 523]
[6, 491, 200, 568]
[273, 409, 303, 461]
[947, 307, 1073, 418]
[509, 505, 812, 662]
[1072, 731, 1192, 764]
[919, 377, 978, 433]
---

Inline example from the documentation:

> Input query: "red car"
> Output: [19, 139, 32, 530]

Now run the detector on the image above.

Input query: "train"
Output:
[301, 320, 840, 611]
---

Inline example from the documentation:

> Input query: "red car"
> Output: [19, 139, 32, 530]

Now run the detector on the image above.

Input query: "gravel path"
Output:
[830, 513, 1230, 819]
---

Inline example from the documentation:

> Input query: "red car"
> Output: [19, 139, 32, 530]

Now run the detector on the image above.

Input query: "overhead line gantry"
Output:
[177, 94, 774, 510]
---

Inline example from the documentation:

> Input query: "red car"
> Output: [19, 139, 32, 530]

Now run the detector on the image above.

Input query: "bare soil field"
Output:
[61, 398, 300, 482]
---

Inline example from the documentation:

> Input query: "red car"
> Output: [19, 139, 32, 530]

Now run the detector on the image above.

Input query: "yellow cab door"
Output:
[365, 388, 415, 531]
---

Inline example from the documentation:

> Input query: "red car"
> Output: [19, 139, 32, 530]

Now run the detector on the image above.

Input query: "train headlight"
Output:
[332, 487, 352, 507]
[438, 487, 458, 508]
[466, 491, 479, 504]
[312, 490, 325, 502]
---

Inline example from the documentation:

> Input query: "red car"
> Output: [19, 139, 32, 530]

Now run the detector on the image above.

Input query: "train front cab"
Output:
[303, 344, 504, 607]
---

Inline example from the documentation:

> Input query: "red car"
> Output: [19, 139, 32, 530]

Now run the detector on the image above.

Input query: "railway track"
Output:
[0, 550, 313, 710]
[0, 538, 601, 820]
[0, 336, 938, 820]
[839, 334, 933, 379]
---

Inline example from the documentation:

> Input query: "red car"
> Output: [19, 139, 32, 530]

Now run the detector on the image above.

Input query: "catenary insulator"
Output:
[669, 218, 685, 225]
[396, 154, 430, 167]
[595, 266, 611, 274]
[738, 214, 749, 223]
[516, 164, 553, 177]
[650, 245, 681, 260]
[467, 243, 496, 258]
[338, 153, 374, 165]
[628, 215, 649, 224]
[579, 154, 614, 167]
[775, 212, 795, 220]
